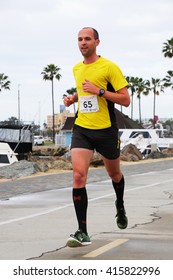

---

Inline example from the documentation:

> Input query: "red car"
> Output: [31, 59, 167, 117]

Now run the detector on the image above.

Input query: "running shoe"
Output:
[67, 229, 91, 247]
[115, 202, 128, 229]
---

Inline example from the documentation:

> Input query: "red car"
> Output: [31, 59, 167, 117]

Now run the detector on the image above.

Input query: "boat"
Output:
[0, 125, 33, 160]
[0, 142, 18, 167]
[119, 128, 173, 155]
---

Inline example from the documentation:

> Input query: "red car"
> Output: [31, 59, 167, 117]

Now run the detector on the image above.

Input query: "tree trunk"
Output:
[139, 96, 142, 125]
[51, 79, 55, 143]
[131, 93, 134, 119]
[153, 91, 156, 129]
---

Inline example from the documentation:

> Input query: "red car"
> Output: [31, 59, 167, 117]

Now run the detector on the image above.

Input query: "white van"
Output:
[34, 136, 44, 146]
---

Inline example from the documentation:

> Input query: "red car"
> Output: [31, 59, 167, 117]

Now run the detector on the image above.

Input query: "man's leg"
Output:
[67, 148, 93, 247]
[102, 156, 128, 229]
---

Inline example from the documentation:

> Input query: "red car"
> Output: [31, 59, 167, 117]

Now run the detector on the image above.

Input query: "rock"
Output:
[61, 151, 71, 161]
[29, 156, 72, 171]
[120, 153, 140, 162]
[0, 156, 73, 180]
[0, 160, 39, 179]
[119, 154, 129, 162]
[161, 148, 173, 157]
[51, 160, 72, 170]
[121, 144, 143, 161]
[32, 146, 68, 157]
[145, 150, 167, 159]
[90, 152, 104, 166]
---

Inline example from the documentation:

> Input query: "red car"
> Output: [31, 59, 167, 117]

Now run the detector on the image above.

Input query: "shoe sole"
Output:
[67, 237, 92, 248]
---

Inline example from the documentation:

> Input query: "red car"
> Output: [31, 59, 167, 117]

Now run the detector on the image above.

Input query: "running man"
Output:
[63, 27, 130, 247]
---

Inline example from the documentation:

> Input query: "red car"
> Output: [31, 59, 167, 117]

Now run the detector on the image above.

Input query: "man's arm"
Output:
[102, 87, 130, 107]
[82, 79, 130, 107]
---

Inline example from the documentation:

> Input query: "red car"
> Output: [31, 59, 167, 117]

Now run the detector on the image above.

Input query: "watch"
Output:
[98, 89, 105, 97]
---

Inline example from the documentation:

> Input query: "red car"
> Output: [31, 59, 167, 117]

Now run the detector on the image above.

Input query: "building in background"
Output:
[47, 106, 74, 132]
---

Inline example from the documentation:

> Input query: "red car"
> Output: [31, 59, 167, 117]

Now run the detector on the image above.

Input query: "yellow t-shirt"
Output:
[73, 56, 128, 129]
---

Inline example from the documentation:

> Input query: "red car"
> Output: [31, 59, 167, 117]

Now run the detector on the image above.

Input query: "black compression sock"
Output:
[73, 187, 88, 234]
[112, 175, 125, 208]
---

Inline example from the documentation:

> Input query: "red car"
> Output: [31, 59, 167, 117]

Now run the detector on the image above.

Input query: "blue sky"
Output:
[0, 0, 172, 126]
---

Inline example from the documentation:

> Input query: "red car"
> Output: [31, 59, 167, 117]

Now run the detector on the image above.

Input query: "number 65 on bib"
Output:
[79, 95, 99, 113]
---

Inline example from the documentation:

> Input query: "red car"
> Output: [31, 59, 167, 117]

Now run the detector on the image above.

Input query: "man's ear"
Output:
[95, 39, 100, 47]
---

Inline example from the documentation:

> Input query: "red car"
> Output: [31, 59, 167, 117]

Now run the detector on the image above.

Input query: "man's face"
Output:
[78, 28, 99, 57]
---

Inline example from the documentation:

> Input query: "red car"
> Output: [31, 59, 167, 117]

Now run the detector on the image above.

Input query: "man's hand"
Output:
[82, 79, 99, 95]
[63, 96, 75, 107]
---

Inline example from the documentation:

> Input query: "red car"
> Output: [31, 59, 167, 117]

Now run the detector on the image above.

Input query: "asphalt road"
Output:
[0, 158, 173, 260]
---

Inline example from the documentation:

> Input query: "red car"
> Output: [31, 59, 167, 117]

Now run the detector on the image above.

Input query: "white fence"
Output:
[55, 134, 66, 146]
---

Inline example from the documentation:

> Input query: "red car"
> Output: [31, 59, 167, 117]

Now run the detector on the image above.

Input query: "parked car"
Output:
[34, 136, 44, 146]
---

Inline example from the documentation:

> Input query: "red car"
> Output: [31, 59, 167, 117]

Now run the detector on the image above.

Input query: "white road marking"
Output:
[83, 239, 129, 258]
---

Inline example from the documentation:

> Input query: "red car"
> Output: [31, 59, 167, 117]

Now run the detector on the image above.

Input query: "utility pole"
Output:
[18, 84, 21, 125]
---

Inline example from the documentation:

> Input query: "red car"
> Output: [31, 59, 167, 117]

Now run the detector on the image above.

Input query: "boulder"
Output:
[29, 156, 72, 171]
[120, 143, 143, 161]
[145, 150, 167, 159]
[0, 160, 39, 179]
[90, 152, 103, 166]
[32, 146, 68, 157]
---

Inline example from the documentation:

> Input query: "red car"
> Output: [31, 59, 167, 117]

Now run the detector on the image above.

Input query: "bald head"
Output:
[80, 27, 99, 40]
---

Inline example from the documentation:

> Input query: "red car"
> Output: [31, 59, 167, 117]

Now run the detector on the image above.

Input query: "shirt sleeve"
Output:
[107, 62, 128, 91]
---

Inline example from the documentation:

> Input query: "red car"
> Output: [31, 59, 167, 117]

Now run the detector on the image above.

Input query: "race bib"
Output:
[79, 95, 99, 113]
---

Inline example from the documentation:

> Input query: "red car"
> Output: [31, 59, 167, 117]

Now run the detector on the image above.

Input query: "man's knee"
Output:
[108, 171, 122, 183]
[73, 171, 87, 187]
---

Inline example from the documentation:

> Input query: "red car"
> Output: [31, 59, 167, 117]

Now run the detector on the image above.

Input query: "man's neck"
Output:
[83, 54, 100, 64]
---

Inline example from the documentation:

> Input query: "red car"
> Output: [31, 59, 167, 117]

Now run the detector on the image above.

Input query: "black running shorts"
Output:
[71, 124, 120, 160]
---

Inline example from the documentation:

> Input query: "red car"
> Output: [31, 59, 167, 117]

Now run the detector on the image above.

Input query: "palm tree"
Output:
[135, 78, 150, 125]
[162, 38, 173, 58]
[0, 73, 11, 92]
[126, 76, 139, 119]
[150, 78, 164, 128]
[163, 70, 173, 90]
[41, 64, 61, 142]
